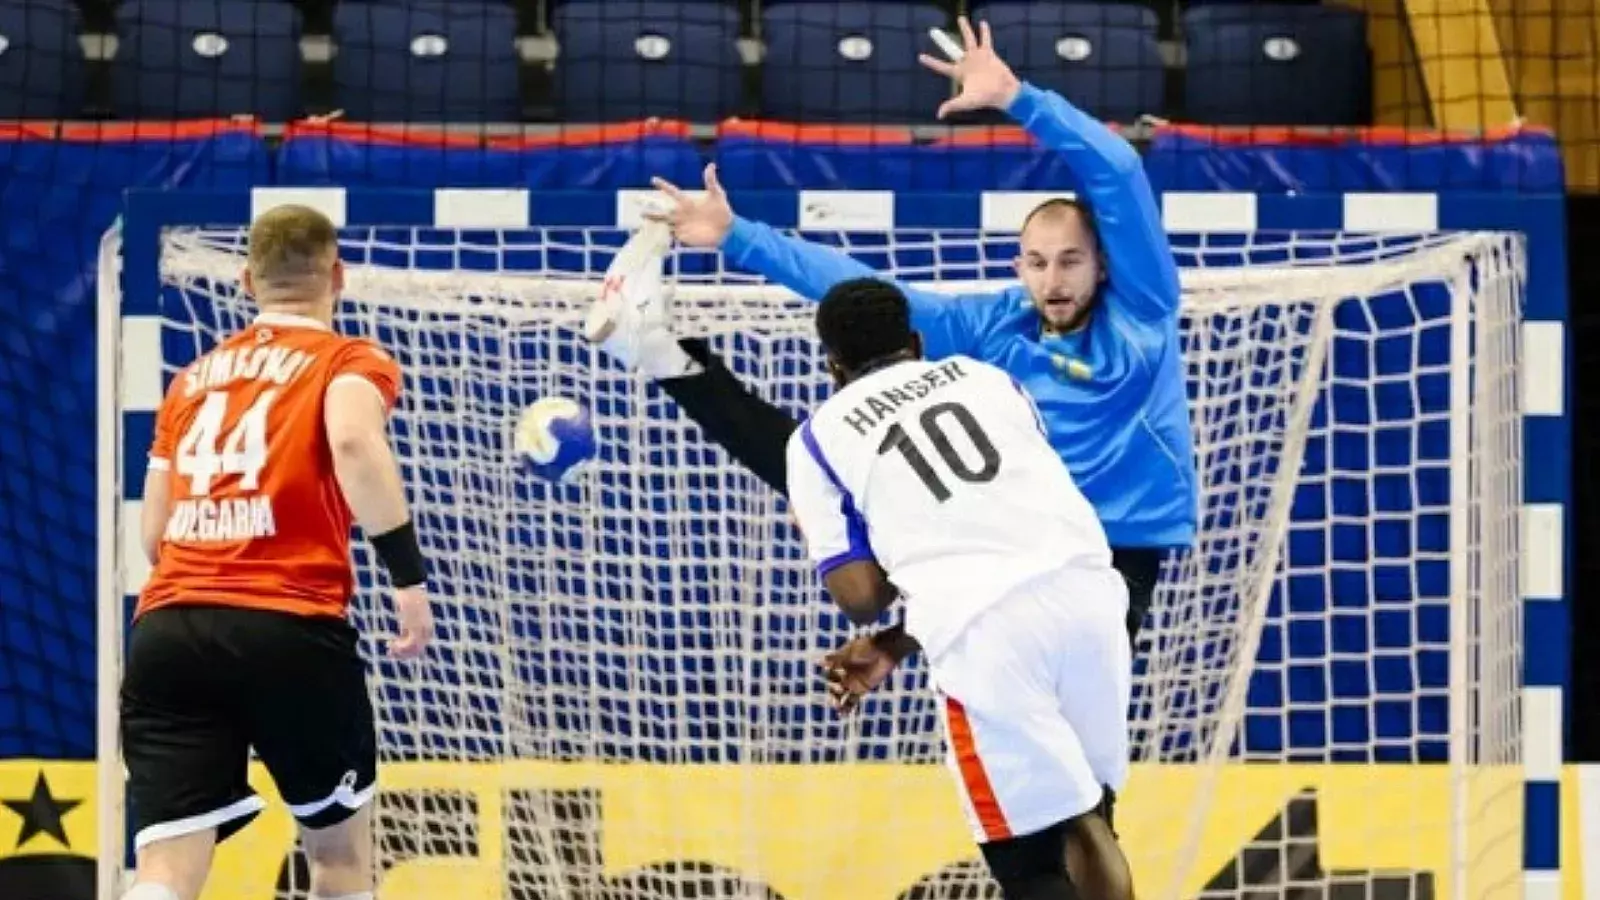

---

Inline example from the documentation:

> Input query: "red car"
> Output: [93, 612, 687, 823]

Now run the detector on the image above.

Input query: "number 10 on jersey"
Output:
[877, 401, 1000, 502]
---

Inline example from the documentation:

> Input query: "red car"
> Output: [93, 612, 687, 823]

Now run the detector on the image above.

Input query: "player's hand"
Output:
[646, 163, 734, 249]
[820, 635, 898, 714]
[388, 585, 434, 660]
[919, 16, 1023, 119]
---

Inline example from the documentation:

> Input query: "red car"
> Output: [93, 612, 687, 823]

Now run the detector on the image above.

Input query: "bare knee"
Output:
[299, 804, 374, 896]
[129, 828, 217, 900]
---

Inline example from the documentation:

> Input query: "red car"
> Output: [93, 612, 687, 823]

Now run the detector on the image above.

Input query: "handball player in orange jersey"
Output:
[118, 204, 433, 900]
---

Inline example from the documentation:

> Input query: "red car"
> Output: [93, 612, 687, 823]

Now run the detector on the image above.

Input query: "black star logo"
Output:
[3, 772, 80, 850]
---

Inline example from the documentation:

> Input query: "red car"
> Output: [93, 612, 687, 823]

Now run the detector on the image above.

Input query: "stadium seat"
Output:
[1182, 3, 1369, 126]
[332, 0, 521, 122]
[111, 0, 303, 120]
[970, 0, 1163, 123]
[0, 0, 87, 118]
[761, 1, 950, 123]
[551, 0, 744, 123]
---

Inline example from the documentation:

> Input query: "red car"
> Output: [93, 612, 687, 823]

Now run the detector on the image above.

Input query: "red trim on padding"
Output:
[0, 118, 265, 141]
[280, 118, 695, 148]
[930, 125, 1034, 147]
[1154, 122, 1554, 145]
[715, 119, 916, 145]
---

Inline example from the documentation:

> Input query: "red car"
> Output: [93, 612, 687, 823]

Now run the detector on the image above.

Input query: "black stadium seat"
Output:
[761, 0, 950, 123]
[332, 0, 521, 122]
[111, 0, 302, 120]
[971, 0, 1164, 123]
[0, 0, 88, 118]
[551, 0, 744, 122]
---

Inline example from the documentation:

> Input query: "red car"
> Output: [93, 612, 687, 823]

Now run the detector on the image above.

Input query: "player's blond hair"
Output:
[246, 204, 338, 302]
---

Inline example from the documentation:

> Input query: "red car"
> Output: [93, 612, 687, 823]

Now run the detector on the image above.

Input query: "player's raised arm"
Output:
[922, 17, 1181, 323]
[323, 346, 433, 659]
[647, 163, 986, 358]
[783, 425, 898, 625]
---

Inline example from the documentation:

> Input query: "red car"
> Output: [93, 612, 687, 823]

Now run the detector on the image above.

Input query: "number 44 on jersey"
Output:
[164, 390, 280, 543]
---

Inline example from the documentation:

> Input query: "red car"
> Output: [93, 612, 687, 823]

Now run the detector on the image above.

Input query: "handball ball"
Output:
[514, 397, 597, 482]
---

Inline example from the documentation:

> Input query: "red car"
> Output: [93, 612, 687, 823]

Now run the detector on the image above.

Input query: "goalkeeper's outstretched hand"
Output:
[919, 16, 1022, 119]
[647, 162, 733, 249]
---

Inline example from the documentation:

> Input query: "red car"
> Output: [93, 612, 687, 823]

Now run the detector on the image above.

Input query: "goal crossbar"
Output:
[159, 229, 1503, 324]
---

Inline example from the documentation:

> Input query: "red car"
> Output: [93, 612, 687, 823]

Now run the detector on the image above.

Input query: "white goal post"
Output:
[98, 187, 1540, 900]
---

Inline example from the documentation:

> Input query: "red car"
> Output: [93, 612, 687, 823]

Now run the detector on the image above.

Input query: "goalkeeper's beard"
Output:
[1039, 293, 1095, 336]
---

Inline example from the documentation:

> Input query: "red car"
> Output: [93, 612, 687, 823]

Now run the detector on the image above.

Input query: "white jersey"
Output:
[785, 355, 1114, 659]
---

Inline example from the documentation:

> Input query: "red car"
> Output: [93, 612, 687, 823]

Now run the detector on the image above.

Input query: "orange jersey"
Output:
[136, 312, 403, 621]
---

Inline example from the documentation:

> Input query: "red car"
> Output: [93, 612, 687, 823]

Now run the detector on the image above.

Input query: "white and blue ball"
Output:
[514, 397, 597, 482]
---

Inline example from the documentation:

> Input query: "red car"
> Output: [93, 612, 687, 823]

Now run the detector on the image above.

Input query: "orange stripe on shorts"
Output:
[944, 696, 1012, 841]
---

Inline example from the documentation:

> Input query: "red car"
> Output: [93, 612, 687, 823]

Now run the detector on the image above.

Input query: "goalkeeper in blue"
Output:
[591, 17, 1196, 647]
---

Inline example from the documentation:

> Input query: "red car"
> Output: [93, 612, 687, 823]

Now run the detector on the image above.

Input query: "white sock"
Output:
[121, 884, 181, 900]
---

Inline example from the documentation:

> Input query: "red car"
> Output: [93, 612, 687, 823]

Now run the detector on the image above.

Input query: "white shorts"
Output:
[927, 565, 1132, 844]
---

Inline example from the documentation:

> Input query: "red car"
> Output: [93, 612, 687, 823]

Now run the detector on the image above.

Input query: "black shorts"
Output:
[119, 604, 377, 850]
[1110, 546, 1165, 643]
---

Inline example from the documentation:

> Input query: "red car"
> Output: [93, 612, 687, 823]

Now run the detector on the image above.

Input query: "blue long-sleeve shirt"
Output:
[719, 83, 1197, 549]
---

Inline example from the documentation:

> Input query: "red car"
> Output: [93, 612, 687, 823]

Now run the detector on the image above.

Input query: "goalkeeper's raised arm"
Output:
[611, 15, 1197, 641]
[648, 161, 987, 359]
[920, 20, 1182, 326]
[649, 18, 1180, 355]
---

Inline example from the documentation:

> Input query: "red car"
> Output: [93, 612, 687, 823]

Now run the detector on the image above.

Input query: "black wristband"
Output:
[371, 521, 427, 588]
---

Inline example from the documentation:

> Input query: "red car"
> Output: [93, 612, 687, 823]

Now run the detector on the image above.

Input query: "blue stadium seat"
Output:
[332, 0, 520, 122]
[0, 0, 87, 118]
[1182, 3, 1369, 125]
[112, 0, 302, 120]
[970, 1, 1163, 123]
[761, 1, 950, 123]
[551, 1, 743, 123]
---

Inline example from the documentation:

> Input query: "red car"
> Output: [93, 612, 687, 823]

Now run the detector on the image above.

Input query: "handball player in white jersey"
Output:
[783, 277, 1136, 900]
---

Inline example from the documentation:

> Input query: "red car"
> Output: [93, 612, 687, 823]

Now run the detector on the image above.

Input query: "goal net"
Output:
[107, 223, 1525, 900]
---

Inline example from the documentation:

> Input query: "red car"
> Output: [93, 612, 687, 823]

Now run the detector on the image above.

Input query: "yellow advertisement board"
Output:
[0, 760, 1584, 899]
